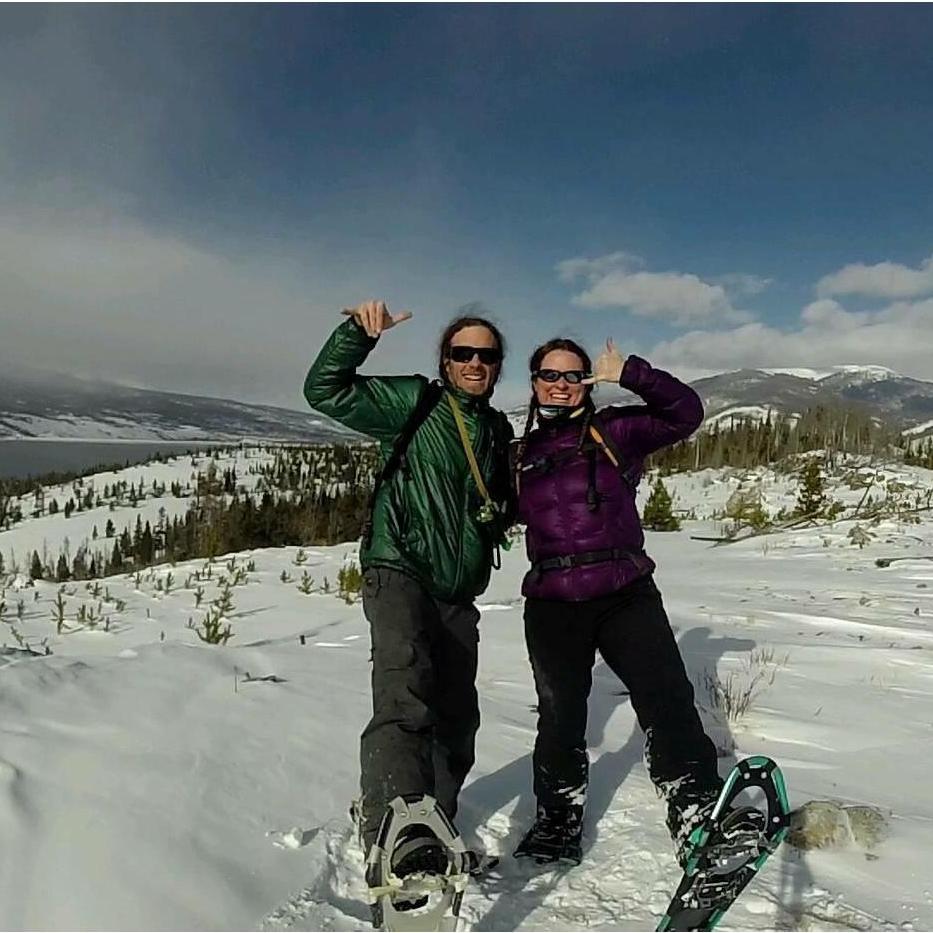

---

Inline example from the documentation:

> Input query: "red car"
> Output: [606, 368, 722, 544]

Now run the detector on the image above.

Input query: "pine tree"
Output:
[30, 551, 44, 580]
[795, 457, 827, 517]
[56, 554, 71, 582]
[140, 522, 154, 564]
[642, 476, 681, 531]
[72, 551, 87, 580]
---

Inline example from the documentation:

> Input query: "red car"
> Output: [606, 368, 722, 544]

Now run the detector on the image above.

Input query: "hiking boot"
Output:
[389, 826, 449, 912]
[513, 803, 584, 865]
[665, 784, 720, 867]
[705, 806, 768, 874]
[667, 780, 767, 871]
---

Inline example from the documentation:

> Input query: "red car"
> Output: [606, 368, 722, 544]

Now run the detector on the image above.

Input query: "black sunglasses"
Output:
[533, 369, 590, 384]
[448, 345, 502, 365]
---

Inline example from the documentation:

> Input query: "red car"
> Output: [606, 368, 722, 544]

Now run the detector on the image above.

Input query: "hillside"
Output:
[0, 369, 355, 443]
[1, 446, 932, 929]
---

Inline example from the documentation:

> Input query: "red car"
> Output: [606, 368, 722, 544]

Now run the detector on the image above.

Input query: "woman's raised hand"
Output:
[582, 338, 625, 385]
[342, 300, 412, 338]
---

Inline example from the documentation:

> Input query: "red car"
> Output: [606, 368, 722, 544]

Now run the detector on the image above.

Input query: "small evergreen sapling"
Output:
[796, 457, 828, 518]
[642, 477, 681, 531]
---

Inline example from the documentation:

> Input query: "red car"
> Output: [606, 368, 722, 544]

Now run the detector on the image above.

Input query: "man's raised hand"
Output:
[342, 300, 413, 338]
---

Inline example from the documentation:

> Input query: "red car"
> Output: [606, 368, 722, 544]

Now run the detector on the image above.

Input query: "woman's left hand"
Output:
[582, 339, 625, 384]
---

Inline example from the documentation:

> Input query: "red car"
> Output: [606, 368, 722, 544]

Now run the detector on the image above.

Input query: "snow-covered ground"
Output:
[2, 448, 933, 931]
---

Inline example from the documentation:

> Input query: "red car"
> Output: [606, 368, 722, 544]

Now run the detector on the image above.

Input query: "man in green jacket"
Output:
[304, 300, 514, 865]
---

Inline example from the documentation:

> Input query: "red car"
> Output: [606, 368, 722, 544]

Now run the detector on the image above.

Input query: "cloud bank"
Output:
[648, 296, 933, 383]
[556, 252, 756, 326]
[816, 255, 933, 300]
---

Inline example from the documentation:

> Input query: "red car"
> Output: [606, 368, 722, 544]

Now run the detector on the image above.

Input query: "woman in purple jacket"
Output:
[512, 336, 722, 867]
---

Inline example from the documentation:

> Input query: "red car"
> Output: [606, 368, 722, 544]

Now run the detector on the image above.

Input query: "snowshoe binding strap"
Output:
[365, 794, 469, 932]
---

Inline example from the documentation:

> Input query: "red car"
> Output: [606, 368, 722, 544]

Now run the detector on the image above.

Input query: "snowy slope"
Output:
[0, 370, 356, 442]
[1, 448, 933, 931]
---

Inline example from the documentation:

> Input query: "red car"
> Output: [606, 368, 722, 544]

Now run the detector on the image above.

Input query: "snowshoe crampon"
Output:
[365, 794, 469, 932]
[657, 756, 790, 932]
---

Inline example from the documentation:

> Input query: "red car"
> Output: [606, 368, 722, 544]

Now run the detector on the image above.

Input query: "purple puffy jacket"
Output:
[516, 355, 703, 602]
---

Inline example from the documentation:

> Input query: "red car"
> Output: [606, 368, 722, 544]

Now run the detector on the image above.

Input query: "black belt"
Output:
[533, 548, 647, 574]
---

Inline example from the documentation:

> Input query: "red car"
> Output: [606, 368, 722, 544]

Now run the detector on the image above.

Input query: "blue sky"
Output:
[2, 5, 933, 409]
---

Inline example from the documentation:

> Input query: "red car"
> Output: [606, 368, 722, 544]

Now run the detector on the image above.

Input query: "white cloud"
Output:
[555, 251, 644, 282]
[799, 299, 867, 330]
[816, 255, 933, 299]
[645, 297, 933, 383]
[556, 251, 758, 326]
[715, 273, 772, 296]
[0, 206, 368, 410]
[577, 270, 735, 322]
[0, 202, 536, 411]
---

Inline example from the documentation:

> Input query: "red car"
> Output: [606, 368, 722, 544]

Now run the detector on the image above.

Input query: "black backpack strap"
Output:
[518, 417, 641, 494]
[361, 378, 445, 548]
[588, 415, 641, 493]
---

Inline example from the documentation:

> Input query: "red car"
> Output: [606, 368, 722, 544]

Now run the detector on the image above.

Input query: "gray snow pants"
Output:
[358, 566, 481, 853]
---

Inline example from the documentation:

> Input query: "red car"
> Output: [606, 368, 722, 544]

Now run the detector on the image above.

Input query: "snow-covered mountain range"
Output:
[692, 365, 933, 437]
[3, 364, 933, 442]
[0, 369, 357, 442]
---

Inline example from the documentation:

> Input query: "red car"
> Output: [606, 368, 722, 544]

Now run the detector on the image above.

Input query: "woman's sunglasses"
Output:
[448, 345, 502, 365]
[533, 369, 590, 384]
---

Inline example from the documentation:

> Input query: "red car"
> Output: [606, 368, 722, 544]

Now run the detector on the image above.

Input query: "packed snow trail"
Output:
[262, 775, 892, 932]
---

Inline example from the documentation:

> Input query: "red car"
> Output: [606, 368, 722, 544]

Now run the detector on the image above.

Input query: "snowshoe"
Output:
[365, 794, 469, 932]
[657, 756, 790, 932]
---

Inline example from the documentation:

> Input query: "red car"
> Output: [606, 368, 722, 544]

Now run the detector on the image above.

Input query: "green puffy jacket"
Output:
[303, 318, 514, 603]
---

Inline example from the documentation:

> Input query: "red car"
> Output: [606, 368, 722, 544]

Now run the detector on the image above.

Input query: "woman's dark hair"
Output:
[514, 337, 595, 486]
[528, 338, 592, 380]
[438, 315, 506, 387]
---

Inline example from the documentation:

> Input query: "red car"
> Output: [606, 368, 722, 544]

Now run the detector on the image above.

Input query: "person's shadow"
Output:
[772, 839, 816, 929]
[675, 626, 757, 764]
[458, 625, 758, 931]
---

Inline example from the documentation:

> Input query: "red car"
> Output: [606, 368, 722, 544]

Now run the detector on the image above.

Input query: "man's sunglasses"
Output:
[448, 345, 502, 365]
[533, 369, 590, 384]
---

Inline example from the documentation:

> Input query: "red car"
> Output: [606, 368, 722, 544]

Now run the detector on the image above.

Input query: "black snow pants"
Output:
[359, 566, 481, 853]
[523, 573, 720, 811]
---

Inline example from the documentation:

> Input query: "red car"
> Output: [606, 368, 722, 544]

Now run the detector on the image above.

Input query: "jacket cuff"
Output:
[619, 354, 650, 391]
[343, 315, 379, 348]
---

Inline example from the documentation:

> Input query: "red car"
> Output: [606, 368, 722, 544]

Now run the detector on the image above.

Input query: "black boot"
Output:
[513, 804, 584, 865]
[664, 779, 723, 867]
[387, 826, 449, 912]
